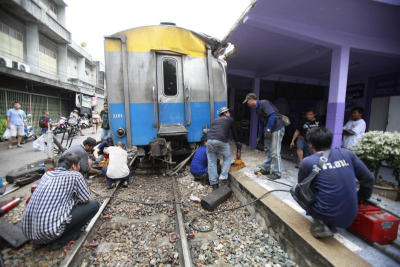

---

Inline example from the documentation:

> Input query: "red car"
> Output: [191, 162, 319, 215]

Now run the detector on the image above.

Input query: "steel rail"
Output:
[60, 181, 120, 267]
[172, 177, 193, 267]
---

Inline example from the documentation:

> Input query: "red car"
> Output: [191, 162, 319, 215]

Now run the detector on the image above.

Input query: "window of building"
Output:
[163, 58, 178, 96]
[0, 22, 23, 41]
[98, 71, 105, 87]
[39, 44, 57, 59]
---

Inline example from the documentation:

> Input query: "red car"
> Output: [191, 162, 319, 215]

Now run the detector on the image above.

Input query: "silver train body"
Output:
[104, 25, 228, 157]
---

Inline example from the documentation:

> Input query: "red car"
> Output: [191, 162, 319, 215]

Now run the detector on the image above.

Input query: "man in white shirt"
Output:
[101, 141, 131, 189]
[342, 107, 366, 149]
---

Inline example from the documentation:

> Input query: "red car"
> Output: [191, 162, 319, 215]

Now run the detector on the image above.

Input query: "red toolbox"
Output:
[349, 203, 399, 245]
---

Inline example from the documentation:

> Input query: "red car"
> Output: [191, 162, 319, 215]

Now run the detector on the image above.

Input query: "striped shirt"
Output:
[22, 167, 90, 244]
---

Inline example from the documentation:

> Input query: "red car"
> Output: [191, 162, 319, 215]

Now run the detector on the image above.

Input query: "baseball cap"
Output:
[242, 93, 257, 104]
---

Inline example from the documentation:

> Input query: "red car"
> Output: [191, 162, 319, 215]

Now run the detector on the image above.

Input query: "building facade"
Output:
[0, 0, 106, 132]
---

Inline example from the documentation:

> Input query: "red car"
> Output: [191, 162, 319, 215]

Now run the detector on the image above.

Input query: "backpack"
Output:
[39, 116, 48, 128]
[290, 150, 330, 215]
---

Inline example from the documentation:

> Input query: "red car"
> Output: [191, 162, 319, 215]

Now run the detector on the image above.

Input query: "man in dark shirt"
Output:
[62, 137, 101, 175]
[100, 103, 111, 141]
[290, 108, 320, 167]
[206, 107, 239, 190]
[39, 110, 51, 135]
[93, 137, 114, 162]
[244, 93, 285, 180]
[298, 127, 374, 238]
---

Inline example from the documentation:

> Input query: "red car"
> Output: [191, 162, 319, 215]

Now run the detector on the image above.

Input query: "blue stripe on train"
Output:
[109, 101, 226, 146]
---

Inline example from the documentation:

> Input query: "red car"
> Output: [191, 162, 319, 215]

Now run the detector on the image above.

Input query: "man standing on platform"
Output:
[342, 107, 366, 149]
[244, 93, 285, 180]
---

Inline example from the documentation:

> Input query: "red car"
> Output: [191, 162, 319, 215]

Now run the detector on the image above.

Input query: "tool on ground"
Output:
[349, 202, 399, 245]
[5, 166, 45, 185]
[230, 143, 245, 171]
[201, 185, 232, 211]
[0, 198, 21, 216]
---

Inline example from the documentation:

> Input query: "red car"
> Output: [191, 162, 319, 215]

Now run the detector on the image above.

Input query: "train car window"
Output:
[163, 58, 178, 96]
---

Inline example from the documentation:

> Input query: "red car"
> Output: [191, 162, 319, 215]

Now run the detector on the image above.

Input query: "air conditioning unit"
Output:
[0, 56, 12, 68]
[18, 62, 31, 73]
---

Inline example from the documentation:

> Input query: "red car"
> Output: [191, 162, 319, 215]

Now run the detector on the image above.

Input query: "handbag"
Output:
[290, 150, 330, 215]
[277, 114, 291, 127]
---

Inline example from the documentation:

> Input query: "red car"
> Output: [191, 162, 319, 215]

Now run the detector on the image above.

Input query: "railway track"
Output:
[1, 170, 296, 266]
[65, 174, 193, 266]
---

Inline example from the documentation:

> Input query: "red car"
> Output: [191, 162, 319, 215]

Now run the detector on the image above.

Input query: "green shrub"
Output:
[0, 119, 7, 141]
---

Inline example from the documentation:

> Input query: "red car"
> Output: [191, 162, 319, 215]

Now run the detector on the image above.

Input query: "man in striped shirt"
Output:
[22, 153, 99, 249]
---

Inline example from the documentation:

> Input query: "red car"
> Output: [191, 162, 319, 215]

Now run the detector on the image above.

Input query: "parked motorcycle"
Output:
[80, 116, 91, 129]
[21, 114, 37, 144]
[52, 116, 68, 135]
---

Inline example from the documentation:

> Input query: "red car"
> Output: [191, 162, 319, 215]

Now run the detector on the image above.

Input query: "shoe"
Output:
[17, 144, 23, 148]
[295, 164, 299, 169]
[310, 219, 333, 238]
[266, 173, 281, 180]
[219, 179, 229, 187]
[328, 224, 338, 233]
[107, 183, 116, 189]
[8, 145, 12, 149]
[212, 184, 219, 191]
[122, 181, 128, 188]
[254, 168, 271, 176]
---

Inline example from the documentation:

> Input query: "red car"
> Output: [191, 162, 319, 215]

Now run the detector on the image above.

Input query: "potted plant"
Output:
[351, 131, 400, 201]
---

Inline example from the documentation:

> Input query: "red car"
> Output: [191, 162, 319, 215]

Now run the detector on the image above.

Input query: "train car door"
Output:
[156, 54, 188, 136]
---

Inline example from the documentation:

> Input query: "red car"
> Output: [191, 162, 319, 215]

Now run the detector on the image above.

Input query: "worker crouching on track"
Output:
[93, 137, 114, 162]
[63, 137, 101, 176]
[21, 153, 100, 249]
[298, 127, 374, 238]
[101, 141, 131, 189]
[207, 107, 239, 191]
[190, 136, 210, 185]
[244, 93, 285, 180]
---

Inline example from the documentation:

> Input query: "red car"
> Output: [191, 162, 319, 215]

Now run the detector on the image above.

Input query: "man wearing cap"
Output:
[206, 107, 239, 190]
[243, 93, 285, 180]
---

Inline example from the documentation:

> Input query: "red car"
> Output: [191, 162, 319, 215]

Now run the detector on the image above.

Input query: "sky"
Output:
[65, 0, 252, 62]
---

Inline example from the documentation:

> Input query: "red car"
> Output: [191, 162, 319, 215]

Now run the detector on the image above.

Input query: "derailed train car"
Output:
[104, 23, 230, 165]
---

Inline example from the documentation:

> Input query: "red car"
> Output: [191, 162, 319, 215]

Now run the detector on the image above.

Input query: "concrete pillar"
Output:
[57, 43, 67, 82]
[25, 24, 39, 75]
[58, 6, 66, 26]
[77, 56, 85, 81]
[249, 78, 260, 148]
[326, 46, 350, 148]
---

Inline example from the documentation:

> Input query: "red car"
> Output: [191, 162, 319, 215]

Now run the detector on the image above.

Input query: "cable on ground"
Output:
[94, 188, 290, 233]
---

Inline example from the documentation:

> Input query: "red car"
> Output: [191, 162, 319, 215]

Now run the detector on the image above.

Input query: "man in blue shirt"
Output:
[298, 127, 374, 238]
[244, 93, 285, 180]
[191, 136, 208, 183]
[6, 101, 26, 149]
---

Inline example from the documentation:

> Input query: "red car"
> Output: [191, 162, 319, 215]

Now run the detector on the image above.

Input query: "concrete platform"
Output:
[228, 143, 399, 267]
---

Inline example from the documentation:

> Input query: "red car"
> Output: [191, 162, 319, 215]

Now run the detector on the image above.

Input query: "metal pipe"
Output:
[105, 36, 132, 148]
[186, 86, 191, 126]
[152, 86, 158, 128]
[206, 47, 215, 123]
